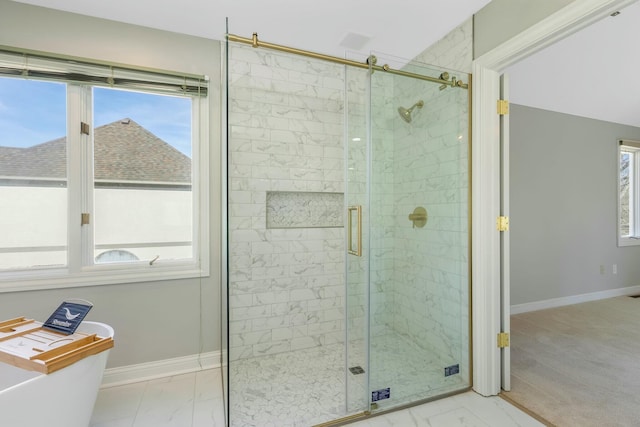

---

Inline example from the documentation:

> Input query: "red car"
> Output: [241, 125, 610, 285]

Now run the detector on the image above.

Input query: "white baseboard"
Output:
[101, 351, 221, 388]
[511, 285, 640, 315]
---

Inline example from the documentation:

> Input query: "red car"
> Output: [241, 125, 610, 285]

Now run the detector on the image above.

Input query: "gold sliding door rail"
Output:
[227, 33, 468, 89]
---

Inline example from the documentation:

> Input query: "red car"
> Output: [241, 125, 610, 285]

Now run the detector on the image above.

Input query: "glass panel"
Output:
[368, 56, 470, 411]
[226, 42, 350, 426]
[222, 23, 230, 427]
[345, 64, 369, 414]
[0, 77, 67, 270]
[92, 87, 193, 264]
[620, 150, 631, 236]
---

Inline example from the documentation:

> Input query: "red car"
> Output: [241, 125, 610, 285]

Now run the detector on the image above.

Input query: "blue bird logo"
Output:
[63, 307, 81, 320]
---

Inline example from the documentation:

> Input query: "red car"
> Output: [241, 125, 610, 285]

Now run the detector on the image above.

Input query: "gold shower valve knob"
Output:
[408, 207, 427, 228]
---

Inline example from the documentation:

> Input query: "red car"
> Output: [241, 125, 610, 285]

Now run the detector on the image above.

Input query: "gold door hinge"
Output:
[498, 332, 510, 348]
[497, 216, 509, 231]
[81, 213, 90, 225]
[81, 122, 90, 135]
[497, 99, 509, 115]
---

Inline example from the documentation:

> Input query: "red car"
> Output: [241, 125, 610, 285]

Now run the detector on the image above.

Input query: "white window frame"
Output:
[0, 52, 210, 292]
[618, 139, 640, 247]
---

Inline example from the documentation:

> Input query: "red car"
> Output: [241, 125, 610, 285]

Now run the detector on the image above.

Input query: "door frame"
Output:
[499, 73, 510, 392]
[471, 0, 637, 396]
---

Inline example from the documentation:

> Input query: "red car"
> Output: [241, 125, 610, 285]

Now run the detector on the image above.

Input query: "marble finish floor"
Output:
[229, 332, 468, 426]
[90, 369, 225, 427]
[89, 368, 543, 427]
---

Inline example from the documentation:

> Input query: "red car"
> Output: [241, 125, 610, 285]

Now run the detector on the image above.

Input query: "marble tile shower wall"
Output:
[228, 44, 347, 361]
[390, 19, 472, 371]
[369, 75, 398, 339]
[413, 18, 473, 74]
[367, 67, 469, 364]
[391, 81, 469, 364]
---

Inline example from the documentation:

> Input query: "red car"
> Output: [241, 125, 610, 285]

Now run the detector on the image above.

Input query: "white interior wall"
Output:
[510, 104, 640, 307]
[473, 0, 575, 58]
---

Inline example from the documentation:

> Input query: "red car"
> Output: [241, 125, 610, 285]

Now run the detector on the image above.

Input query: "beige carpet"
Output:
[502, 296, 640, 427]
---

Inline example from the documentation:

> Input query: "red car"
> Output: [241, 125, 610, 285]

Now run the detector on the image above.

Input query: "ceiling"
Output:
[10, 0, 491, 63]
[11, 0, 637, 128]
[506, 0, 640, 128]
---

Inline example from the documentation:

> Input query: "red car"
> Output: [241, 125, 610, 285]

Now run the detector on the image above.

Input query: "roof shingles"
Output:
[0, 119, 191, 183]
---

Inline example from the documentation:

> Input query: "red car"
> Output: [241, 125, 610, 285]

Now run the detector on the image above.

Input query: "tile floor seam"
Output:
[131, 381, 148, 426]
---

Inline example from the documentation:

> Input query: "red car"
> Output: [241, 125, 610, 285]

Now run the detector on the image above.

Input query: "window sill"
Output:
[0, 263, 209, 293]
[618, 237, 640, 247]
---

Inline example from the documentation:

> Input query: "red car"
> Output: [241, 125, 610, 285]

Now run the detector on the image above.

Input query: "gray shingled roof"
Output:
[0, 138, 66, 179]
[0, 118, 191, 183]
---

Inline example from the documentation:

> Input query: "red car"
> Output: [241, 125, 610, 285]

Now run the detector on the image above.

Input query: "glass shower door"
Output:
[345, 64, 370, 415]
[365, 56, 471, 412]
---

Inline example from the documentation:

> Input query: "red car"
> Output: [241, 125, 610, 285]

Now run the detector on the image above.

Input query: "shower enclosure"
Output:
[223, 34, 470, 426]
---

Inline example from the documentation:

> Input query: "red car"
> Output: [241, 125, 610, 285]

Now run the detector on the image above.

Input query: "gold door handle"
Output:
[348, 205, 362, 256]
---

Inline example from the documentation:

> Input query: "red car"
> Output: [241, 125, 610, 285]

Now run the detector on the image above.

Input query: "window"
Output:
[0, 50, 209, 289]
[0, 79, 67, 270]
[619, 139, 640, 246]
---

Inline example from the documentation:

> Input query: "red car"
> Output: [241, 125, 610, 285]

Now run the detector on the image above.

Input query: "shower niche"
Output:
[224, 34, 470, 426]
[266, 191, 344, 229]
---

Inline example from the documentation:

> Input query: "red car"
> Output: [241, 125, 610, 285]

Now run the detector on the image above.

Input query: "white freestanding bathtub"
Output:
[0, 321, 114, 427]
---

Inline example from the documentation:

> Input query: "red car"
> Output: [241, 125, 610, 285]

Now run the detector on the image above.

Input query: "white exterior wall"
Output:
[0, 187, 67, 267]
[94, 188, 192, 260]
[0, 186, 192, 269]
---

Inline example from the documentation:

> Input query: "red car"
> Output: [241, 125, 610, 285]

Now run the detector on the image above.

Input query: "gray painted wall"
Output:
[0, 0, 222, 368]
[473, 0, 574, 58]
[510, 104, 640, 305]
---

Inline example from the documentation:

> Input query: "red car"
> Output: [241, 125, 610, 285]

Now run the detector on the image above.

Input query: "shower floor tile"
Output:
[230, 343, 345, 426]
[229, 332, 468, 426]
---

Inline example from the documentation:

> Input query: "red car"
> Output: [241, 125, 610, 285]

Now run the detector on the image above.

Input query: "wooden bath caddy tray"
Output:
[0, 317, 114, 374]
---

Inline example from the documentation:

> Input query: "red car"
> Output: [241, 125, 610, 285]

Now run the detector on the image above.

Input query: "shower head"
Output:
[397, 100, 424, 123]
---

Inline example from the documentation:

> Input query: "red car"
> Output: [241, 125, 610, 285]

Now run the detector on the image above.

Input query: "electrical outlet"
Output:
[600, 265, 605, 275]
[613, 264, 618, 275]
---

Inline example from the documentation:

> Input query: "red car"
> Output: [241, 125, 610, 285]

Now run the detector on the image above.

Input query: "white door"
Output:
[500, 73, 511, 391]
